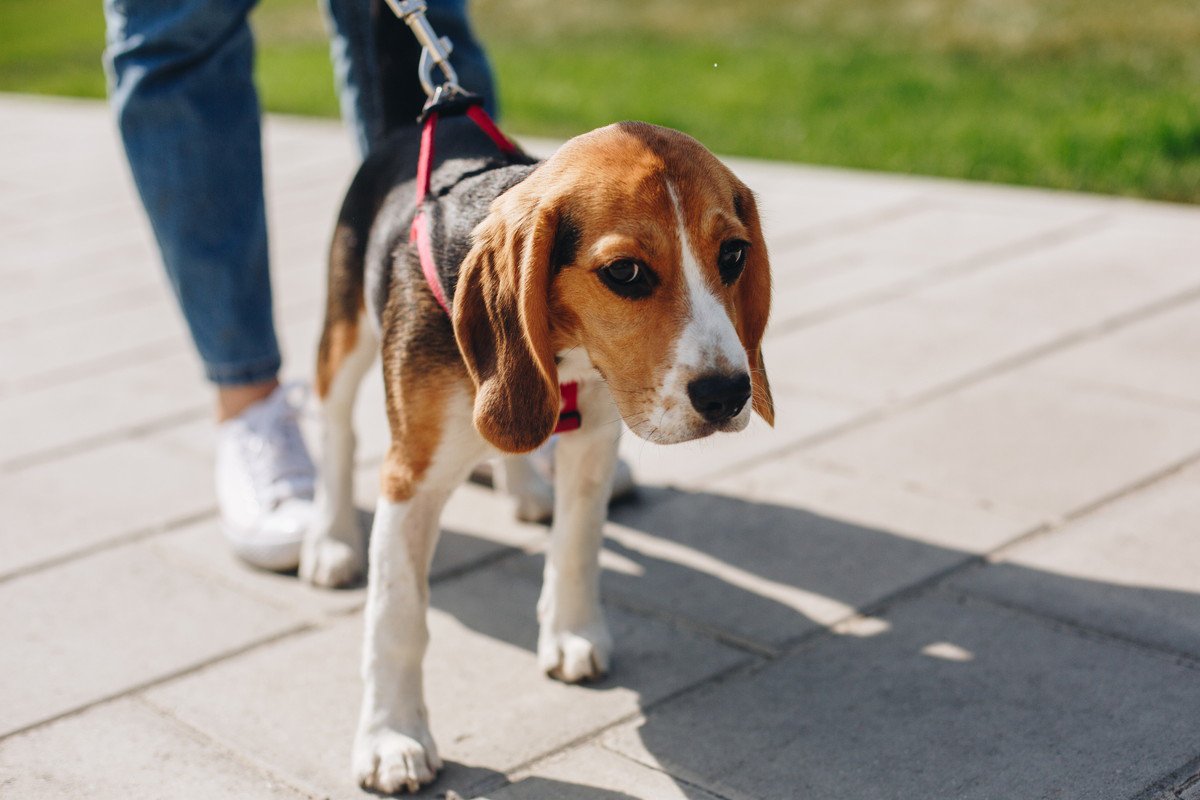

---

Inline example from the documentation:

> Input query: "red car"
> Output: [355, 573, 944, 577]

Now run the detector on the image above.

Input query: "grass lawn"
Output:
[3, 0, 1198, 202]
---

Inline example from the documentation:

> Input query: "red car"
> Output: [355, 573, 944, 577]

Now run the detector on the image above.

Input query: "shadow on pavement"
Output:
[371, 485, 1200, 799]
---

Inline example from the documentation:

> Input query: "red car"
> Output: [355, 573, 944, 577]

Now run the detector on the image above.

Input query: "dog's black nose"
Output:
[687, 373, 752, 423]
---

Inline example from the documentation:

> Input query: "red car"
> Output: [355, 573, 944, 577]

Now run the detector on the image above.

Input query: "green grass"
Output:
[4, 0, 1199, 202]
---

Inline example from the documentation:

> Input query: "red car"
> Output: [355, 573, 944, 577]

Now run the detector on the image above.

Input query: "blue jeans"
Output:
[103, 0, 495, 385]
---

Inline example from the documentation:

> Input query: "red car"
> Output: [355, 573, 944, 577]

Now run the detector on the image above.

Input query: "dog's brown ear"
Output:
[732, 187, 774, 426]
[453, 186, 561, 453]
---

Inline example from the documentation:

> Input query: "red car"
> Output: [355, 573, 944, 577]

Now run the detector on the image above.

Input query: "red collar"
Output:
[409, 105, 580, 435]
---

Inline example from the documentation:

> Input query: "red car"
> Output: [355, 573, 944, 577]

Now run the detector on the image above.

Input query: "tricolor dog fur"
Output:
[300, 117, 774, 793]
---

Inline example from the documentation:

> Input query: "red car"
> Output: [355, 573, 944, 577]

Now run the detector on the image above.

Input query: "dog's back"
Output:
[319, 117, 538, 387]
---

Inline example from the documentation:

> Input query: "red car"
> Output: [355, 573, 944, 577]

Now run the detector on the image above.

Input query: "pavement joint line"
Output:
[459, 709, 645, 799]
[1164, 762, 1200, 800]
[602, 593, 781, 659]
[460, 530, 786, 659]
[0, 282, 165, 333]
[1027, 372, 1200, 417]
[760, 446, 1200, 670]
[1125, 736, 1200, 800]
[0, 232, 154, 280]
[499, 736, 746, 800]
[0, 621, 315, 743]
[984, 445, 1200, 563]
[473, 652, 762, 799]
[0, 405, 210, 474]
[791, 452, 1030, 522]
[592, 742, 753, 800]
[0, 338, 184, 398]
[0, 292, 321, 398]
[423, 535, 779, 660]
[945, 583, 1200, 673]
[767, 552, 994, 661]
[132, 694, 323, 800]
[768, 209, 1111, 339]
[769, 194, 933, 252]
[700, 278, 1200, 484]
[0, 506, 217, 586]
[430, 541, 534, 586]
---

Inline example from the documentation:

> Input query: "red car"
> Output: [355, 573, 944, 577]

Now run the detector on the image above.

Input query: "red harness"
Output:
[409, 104, 581, 434]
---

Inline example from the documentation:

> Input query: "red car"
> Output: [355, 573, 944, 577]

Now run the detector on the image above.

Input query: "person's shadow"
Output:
[357, 483, 1200, 800]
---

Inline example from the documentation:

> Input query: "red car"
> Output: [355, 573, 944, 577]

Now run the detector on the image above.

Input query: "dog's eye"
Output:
[607, 259, 641, 284]
[718, 240, 750, 285]
[598, 259, 655, 299]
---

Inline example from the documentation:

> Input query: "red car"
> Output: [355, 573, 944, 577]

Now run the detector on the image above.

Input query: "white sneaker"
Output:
[215, 382, 315, 571]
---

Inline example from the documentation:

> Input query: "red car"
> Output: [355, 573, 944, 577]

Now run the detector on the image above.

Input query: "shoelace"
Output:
[241, 382, 315, 509]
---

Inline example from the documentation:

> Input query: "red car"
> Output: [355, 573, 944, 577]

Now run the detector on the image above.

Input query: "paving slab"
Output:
[0, 438, 215, 579]
[0, 698, 305, 800]
[807, 369, 1200, 518]
[952, 463, 1200, 659]
[912, 212, 1200, 337]
[766, 291, 1054, 406]
[0, 300, 189, 393]
[146, 565, 748, 799]
[492, 745, 725, 800]
[605, 591, 1200, 800]
[0, 204, 159, 286]
[0, 255, 164, 328]
[768, 210, 1200, 408]
[774, 201, 1093, 293]
[0, 350, 206, 467]
[723, 164, 921, 247]
[1022, 296, 1200, 409]
[0, 538, 303, 737]
[149, 519, 367, 620]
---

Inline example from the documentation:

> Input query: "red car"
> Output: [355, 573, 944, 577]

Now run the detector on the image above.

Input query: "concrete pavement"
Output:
[2, 93, 1199, 799]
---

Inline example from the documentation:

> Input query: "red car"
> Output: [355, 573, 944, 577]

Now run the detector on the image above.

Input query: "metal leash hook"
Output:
[381, 0, 461, 99]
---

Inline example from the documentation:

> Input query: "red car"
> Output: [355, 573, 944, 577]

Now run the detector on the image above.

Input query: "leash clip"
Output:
[382, 0, 461, 97]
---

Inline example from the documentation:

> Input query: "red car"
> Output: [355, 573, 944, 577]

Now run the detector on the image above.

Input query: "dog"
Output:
[298, 116, 774, 793]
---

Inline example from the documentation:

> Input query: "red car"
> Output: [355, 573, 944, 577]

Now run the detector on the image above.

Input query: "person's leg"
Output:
[105, 0, 314, 570]
[318, 0, 384, 157]
[104, 0, 281, 396]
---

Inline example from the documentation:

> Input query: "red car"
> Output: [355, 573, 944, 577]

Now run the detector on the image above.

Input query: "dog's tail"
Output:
[315, 171, 376, 399]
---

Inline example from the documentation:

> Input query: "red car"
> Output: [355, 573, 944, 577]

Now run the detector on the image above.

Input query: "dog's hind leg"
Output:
[537, 382, 620, 683]
[301, 309, 376, 587]
[354, 382, 485, 794]
[301, 214, 378, 588]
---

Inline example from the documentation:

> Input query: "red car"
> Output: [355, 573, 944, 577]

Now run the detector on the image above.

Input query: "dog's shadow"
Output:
[353, 484, 1200, 800]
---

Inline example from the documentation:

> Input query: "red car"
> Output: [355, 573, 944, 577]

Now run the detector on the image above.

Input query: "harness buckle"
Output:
[418, 85, 482, 123]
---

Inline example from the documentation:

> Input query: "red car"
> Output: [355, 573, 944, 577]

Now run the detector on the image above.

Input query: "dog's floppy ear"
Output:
[732, 187, 774, 426]
[453, 185, 561, 453]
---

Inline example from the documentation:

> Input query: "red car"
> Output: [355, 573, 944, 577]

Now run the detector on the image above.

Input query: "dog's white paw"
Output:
[299, 537, 363, 588]
[353, 727, 442, 794]
[538, 623, 612, 683]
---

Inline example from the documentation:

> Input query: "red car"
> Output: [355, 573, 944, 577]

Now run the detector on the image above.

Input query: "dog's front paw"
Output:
[538, 623, 612, 683]
[353, 727, 442, 794]
[299, 536, 363, 588]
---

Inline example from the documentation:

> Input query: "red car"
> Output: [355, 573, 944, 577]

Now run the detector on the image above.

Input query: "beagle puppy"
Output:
[299, 117, 773, 793]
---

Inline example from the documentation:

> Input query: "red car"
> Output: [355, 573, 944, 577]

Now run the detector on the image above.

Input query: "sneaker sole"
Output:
[221, 521, 303, 572]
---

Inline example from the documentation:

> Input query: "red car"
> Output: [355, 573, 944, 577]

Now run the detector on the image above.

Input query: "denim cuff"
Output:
[203, 353, 283, 386]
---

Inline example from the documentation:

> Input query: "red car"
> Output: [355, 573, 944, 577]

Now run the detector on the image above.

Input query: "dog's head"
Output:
[453, 121, 773, 453]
